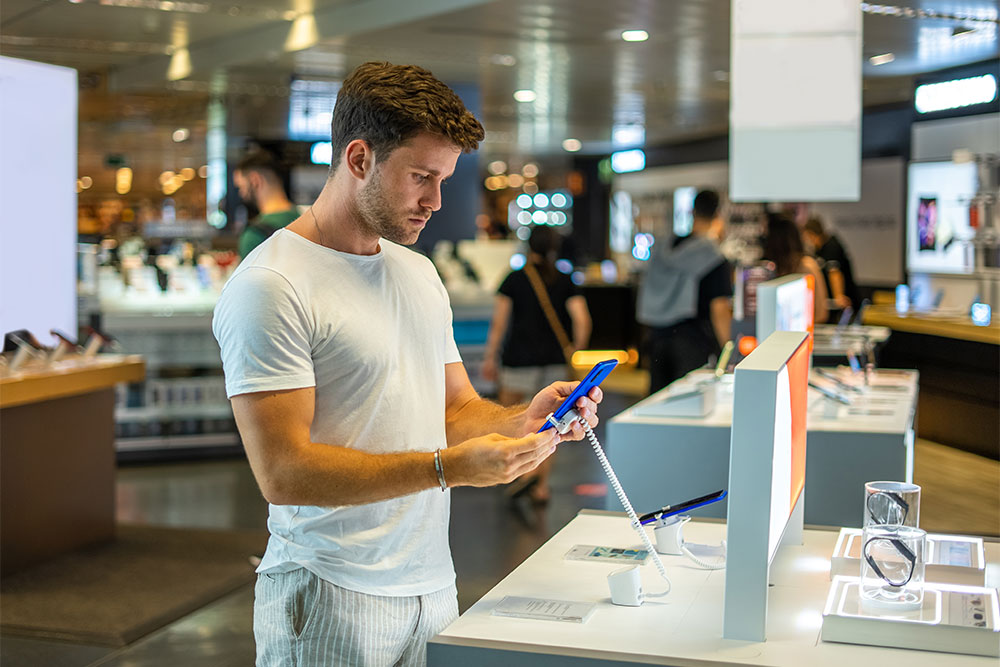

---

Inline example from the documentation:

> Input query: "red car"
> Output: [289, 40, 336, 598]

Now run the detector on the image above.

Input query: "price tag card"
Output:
[491, 596, 597, 623]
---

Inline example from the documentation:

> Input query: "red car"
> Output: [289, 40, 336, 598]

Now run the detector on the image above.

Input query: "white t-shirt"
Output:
[213, 229, 461, 596]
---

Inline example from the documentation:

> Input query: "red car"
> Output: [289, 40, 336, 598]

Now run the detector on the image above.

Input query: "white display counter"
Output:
[429, 511, 998, 666]
[605, 368, 918, 527]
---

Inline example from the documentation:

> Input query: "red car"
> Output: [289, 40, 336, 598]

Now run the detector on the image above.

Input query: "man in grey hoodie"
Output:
[637, 189, 732, 394]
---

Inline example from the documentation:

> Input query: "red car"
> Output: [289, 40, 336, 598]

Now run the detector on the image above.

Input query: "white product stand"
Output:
[428, 512, 999, 666]
[821, 576, 999, 657]
[831, 527, 987, 586]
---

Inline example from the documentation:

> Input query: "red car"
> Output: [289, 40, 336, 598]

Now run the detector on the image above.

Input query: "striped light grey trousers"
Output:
[254, 568, 458, 667]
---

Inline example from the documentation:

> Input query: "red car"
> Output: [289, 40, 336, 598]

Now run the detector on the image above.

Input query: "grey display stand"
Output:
[605, 367, 918, 527]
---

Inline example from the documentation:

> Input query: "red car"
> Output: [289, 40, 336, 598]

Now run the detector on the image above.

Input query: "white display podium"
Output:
[606, 368, 918, 527]
[428, 511, 998, 666]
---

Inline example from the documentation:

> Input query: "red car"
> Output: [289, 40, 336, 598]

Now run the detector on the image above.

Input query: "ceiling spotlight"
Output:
[869, 53, 895, 66]
[621, 30, 649, 42]
[172, 127, 190, 142]
[562, 138, 582, 152]
[513, 89, 537, 103]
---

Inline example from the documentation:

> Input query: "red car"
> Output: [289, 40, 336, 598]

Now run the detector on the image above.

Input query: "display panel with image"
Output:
[755, 274, 813, 343]
[907, 161, 977, 274]
[673, 186, 697, 237]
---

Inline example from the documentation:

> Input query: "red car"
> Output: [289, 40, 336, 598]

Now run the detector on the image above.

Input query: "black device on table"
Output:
[638, 489, 727, 526]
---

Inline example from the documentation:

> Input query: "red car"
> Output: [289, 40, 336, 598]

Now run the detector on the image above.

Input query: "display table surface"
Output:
[861, 303, 999, 459]
[0, 354, 145, 575]
[606, 368, 918, 527]
[863, 304, 1000, 345]
[429, 511, 999, 666]
[0, 354, 144, 408]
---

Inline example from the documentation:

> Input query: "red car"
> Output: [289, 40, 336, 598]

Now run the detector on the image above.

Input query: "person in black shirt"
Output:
[803, 216, 860, 314]
[482, 225, 591, 504]
[637, 190, 733, 395]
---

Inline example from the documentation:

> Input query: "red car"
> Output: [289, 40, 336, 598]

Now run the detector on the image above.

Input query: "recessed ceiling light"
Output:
[562, 138, 582, 152]
[869, 53, 895, 66]
[621, 30, 649, 42]
[513, 89, 536, 103]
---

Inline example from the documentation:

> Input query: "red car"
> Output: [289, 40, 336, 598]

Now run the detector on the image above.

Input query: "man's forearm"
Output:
[446, 395, 528, 444]
[255, 441, 442, 507]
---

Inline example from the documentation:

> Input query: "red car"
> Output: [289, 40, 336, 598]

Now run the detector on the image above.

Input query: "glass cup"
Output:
[863, 481, 920, 528]
[860, 524, 926, 610]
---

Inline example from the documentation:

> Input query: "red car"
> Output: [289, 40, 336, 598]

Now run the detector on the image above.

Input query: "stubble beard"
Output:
[356, 166, 424, 246]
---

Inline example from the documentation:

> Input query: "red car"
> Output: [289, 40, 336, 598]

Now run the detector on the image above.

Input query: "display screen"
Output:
[755, 274, 813, 344]
[906, 161, 977, 275]
[673, 186, 696, 237]
[775, 278, 810, 335]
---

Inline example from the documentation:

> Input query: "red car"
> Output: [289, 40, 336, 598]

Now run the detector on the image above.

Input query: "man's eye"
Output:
[414, 174, 428, 183]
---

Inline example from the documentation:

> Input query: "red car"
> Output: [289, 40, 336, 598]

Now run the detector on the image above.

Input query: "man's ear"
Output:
[343, 139, 373, 180]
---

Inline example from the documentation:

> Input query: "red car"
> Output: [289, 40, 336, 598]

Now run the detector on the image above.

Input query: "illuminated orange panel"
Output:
[786, 340, 809, 509]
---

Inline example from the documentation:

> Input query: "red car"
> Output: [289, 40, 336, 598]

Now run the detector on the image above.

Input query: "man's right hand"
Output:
[441, 430, 559, 488]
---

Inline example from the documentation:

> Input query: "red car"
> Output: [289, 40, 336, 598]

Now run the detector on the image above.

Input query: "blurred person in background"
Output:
[637, 189, 732, 395]
[803, 215, 860, 315]
[482, 225, 591, 505]
[233, 150, 299, 258]
[763, 213, 829, 325]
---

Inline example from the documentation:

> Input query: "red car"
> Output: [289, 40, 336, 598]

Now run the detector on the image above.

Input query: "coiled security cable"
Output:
[549, 411, 671, 596]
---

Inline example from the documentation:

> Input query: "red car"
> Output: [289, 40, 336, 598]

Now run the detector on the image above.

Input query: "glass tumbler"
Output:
[860, 524, 926, 610]
[863, 481, 920, 528]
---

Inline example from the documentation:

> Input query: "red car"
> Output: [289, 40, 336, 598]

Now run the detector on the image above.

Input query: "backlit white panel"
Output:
[0, 57, 77, 346]
[730, 0, 861, 202]
[733, 0, 858, 34]
[731, 36, 860, 126]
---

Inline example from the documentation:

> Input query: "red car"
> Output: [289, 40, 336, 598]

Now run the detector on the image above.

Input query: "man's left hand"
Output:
[523, 381, 603, 442]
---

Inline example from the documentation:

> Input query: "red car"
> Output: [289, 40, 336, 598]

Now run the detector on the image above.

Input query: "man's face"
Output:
[233, 170, 257, 206]
[354, 132, 460, 246]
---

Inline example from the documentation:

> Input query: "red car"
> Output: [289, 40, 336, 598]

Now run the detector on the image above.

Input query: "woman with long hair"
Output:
[763, 213, 829, 324]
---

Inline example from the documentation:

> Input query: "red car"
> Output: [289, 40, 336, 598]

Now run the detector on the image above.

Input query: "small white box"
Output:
[831, 527, 986, 586]
[822, 576, 999, 657]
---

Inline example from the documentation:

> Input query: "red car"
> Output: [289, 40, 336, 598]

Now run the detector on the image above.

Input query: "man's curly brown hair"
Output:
[330, 62, 484, 169]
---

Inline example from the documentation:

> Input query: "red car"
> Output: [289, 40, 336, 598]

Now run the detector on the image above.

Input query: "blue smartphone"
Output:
[638, 489, 727, 525]
[537, 359, 618, 432]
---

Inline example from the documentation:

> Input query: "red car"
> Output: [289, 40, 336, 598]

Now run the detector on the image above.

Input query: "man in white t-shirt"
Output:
[213, 62, 603, 667]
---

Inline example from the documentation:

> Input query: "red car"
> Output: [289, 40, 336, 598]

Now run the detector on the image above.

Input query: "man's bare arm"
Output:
[232, 386, 557, 507]
[709, 296, 732, 348]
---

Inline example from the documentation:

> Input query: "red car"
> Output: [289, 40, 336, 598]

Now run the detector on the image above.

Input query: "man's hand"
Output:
[442, 430, 559, 487]
[523, 381, 604, 442]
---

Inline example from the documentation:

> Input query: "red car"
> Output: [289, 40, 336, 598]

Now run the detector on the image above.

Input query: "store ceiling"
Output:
[2, 0, 998, 167]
